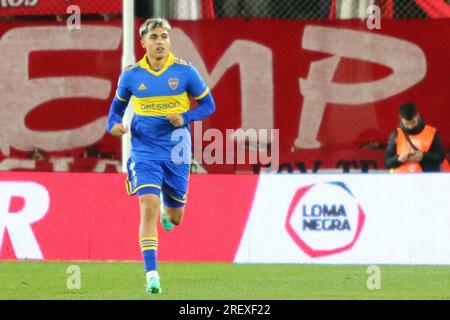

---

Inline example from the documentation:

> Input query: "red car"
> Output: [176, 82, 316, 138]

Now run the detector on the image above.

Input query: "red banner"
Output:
[174, 19, 450, 173]
[0, 0, 121, 16]
[0, 171, 258, 261]
[0, 19, 126, 168]
[0, 19, 449, 173]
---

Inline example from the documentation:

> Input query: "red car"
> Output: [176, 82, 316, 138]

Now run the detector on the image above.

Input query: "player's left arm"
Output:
[183, 65, 216, 124]
[167, 92, 215, 127]
[167, 66, 215, 127]
[182, 90, 215, 123]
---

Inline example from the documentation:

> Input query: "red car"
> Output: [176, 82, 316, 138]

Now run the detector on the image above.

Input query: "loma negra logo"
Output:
[285, 182, 365, 258]
[302, 203, 350, 231]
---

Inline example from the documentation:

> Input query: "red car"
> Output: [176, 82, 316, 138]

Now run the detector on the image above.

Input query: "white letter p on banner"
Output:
[296, 26, 426, 148]
[0, 182, 49, 259]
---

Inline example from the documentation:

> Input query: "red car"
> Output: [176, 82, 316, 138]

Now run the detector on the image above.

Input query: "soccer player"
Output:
[106, 18, 215, 294]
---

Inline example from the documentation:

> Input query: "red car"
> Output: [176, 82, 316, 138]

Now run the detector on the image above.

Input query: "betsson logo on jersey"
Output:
[285, 182, 365, 258]
[139, 101, 181, 111]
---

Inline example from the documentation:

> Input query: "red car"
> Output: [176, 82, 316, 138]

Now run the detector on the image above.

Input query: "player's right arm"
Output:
[106, 71, 132, 137]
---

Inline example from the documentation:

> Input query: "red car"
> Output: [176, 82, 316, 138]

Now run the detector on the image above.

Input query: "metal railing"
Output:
[146, 0, 449, 20]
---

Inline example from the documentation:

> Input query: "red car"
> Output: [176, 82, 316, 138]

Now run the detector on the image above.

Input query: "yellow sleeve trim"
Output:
[193, 87, 210, 100]
[116, 91, 128, 102]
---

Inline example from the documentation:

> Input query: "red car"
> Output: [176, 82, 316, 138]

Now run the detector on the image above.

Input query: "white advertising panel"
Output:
[234, 174, 450, 264]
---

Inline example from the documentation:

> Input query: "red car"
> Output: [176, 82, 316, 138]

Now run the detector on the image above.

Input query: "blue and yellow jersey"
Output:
[108, 52, 213, 162]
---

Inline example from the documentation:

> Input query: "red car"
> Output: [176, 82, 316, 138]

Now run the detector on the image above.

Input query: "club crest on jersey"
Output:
[168, 78, 179, 90]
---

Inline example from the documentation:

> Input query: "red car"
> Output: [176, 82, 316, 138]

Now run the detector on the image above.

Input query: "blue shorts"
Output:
[126, 158, 189, 208]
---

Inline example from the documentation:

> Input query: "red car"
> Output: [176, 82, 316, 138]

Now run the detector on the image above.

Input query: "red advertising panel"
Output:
[2, 171, 449, 264]
[0, 19, 449, 173]
[0, 172, 258, 261]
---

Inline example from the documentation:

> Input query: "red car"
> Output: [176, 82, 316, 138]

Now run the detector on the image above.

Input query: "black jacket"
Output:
[384, 118, 446, 172]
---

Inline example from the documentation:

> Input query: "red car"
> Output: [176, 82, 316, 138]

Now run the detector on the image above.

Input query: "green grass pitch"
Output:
[0, 261, 449, 300]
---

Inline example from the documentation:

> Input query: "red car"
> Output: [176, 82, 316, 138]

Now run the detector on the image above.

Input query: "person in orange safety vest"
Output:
[384, 102, 449, 173]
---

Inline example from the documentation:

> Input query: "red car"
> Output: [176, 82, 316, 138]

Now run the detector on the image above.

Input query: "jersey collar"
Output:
[139, 52, 175, 76]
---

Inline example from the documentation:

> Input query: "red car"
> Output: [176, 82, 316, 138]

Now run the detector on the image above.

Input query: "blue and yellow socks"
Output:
[140, 237, 158, 278]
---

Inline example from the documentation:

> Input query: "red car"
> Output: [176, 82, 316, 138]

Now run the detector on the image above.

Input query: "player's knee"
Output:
[139, 195, 160, 220]
[171, 216, 183, 225]
[166, 207, 184, 225]
[139, 200, 159, 213]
